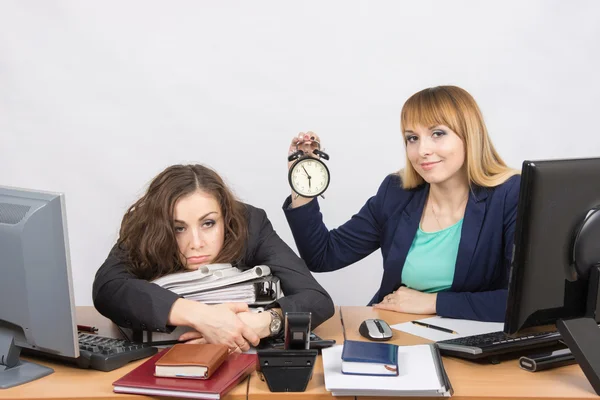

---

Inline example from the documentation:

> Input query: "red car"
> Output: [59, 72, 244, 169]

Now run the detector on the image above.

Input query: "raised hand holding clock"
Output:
[288, 132, 330, 208]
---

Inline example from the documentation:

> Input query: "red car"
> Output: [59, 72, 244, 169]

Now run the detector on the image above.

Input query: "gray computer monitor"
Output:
[0, 186, 78, 389]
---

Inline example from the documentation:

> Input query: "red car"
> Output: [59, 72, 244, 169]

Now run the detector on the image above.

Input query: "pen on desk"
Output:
[77, 324, 98, 333]
[411, 320, 458, 335]
[339, 306, 347, 342]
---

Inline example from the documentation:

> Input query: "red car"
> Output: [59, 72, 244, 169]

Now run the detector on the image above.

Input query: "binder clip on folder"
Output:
[257, 312, 318, 392]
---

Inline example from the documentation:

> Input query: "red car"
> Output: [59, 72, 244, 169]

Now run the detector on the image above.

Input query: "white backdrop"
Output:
[1, 0, 599, 307]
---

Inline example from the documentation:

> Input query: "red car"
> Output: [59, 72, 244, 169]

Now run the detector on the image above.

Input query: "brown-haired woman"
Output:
[284, 86, 519, 322]
[93, 164, 334, 352]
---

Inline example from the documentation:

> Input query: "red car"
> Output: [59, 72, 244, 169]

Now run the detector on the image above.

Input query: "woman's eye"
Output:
[406, 135, 418, 143]
[174, 226, 185, 233]
[203, 220, 215, 228]
[432, 130, 446, 138]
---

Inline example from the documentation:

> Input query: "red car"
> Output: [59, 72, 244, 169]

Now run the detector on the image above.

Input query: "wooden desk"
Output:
[0, 307, 247, 400]
[1, 306, 596, 400]
[248, 306, 598, 400]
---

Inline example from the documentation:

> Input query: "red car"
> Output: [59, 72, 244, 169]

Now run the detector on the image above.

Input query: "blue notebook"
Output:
[341, 340, 399, 376]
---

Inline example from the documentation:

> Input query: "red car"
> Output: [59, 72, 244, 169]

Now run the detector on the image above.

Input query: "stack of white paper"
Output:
[322, 344, 452, 397]
[391, 316, 504, 342]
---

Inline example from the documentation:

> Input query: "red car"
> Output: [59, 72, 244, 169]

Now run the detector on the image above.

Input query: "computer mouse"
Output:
[359, 319, 393, 341]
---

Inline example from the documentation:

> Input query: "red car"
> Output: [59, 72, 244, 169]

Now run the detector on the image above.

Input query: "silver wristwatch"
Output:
[267, 309, 283, 337]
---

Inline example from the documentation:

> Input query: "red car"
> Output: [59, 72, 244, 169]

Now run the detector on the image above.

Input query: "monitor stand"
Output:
[0, 330, 53, 389]
[557, 265, 600, 395]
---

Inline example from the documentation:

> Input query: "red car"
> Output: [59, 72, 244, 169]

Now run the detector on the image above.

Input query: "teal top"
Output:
[401, 219, 463, 293]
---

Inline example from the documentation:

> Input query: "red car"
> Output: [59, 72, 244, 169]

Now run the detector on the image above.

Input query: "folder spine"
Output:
[431, 344, 454, 396]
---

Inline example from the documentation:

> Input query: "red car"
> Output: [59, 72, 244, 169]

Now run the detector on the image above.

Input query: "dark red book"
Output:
[113, 349, 257, 399]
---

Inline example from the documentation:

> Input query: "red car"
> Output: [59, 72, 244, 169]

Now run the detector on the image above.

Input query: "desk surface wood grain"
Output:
[0, 307, 246, 400]
[0, 306, 596, 400]
[249, 306, 596, 400]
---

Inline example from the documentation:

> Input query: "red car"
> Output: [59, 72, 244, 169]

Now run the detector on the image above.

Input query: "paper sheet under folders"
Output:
[391, 316, 504, 342]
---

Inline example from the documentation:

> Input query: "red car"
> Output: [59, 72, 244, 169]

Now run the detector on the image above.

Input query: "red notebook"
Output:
[113, 349, 257, 399]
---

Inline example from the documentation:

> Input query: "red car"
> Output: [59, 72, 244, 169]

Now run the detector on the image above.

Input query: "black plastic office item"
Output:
[284, 312, 312, 350]
[256, 349, 318, 392]
[359, 319, 393, 341]
[501, 158, 600, 394]
[257, 312, 317, 392]
[504, 159, 600, 333]
[557, 316, 600, 392]
[436, 330, 561, 359]
[75, 333, 157, 371]
[25, 333, 157, 372]
[556, 212, 600, 392]
[519, 347, 576, 372]
[258, 332, 335, 350]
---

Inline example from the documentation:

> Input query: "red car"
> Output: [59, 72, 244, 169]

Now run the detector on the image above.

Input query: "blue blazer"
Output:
[283, 174, 521, 322]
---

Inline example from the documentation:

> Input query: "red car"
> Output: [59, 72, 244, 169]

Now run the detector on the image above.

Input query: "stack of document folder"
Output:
[184, 277, 281, 306]
[123, 265, 282, 343]
[151, 264, 281, 306]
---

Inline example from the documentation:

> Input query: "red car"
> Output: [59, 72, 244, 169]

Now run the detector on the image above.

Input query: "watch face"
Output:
[289, 158, 330, 198]
[271, 319, 282, 334]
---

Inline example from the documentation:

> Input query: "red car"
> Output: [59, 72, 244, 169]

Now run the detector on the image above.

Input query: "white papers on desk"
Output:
[322, 344, 452, 397]
[392, 316, 504, 342]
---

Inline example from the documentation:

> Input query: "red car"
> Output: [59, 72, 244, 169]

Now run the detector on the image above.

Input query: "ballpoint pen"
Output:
[411, 320, 458, 335]
[339, 306, 347, 342]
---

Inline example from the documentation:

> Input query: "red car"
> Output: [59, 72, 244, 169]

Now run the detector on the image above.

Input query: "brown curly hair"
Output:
[117, 164, 248, 280]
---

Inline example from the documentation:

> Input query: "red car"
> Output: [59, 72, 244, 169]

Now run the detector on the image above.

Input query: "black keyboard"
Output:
[25, 333, 158, 371]
[75, 333, 157, 371]
[436, 330, 562, 359]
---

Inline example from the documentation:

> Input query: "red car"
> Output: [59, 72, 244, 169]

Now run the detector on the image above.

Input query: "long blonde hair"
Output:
[399, 86, 518, 189]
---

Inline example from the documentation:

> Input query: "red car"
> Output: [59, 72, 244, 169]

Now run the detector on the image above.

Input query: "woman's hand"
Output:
[177, 309, 280, 350]
[373, 286, 437, 315]
[168, 299, 260, 353]
[177, 331, 206, 345]
[288, 131, 322, 208]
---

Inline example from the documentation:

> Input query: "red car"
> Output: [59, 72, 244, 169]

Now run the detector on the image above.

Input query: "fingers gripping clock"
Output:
[288, 141, 330, 198]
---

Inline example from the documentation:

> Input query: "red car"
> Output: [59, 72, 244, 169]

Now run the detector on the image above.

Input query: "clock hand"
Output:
[302, 166, 312, 179]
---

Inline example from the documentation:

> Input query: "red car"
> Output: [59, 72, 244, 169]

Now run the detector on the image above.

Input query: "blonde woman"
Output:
[284, 86, 519, 322]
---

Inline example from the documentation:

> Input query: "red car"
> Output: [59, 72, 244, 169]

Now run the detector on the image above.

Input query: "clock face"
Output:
[289, 157, 330, 198]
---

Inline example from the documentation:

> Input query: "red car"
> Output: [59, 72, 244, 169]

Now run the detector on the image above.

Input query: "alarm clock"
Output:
[288, 142, 330, 198]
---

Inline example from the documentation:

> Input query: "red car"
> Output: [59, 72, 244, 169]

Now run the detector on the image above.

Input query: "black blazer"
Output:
[92, 203, 334, 332]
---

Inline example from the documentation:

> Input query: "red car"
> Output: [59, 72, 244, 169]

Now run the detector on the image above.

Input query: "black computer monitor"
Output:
[0, 187, 79, 389]
[504, 157, 600, 393]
